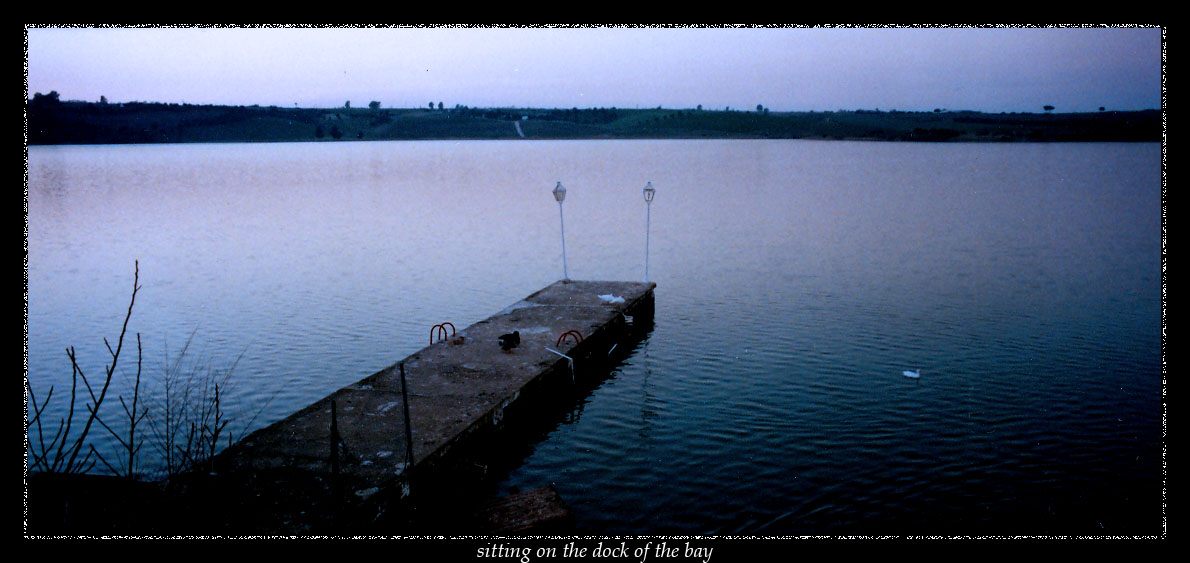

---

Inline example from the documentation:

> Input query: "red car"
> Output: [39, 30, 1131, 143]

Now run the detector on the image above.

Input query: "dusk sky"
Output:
[25, 26, 1163, 114]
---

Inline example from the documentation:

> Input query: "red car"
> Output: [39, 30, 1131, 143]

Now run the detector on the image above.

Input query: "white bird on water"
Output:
[903, 369, 921, 379]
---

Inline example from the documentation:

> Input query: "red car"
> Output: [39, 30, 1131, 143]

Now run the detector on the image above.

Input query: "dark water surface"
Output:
[26, 140, 1162, 535]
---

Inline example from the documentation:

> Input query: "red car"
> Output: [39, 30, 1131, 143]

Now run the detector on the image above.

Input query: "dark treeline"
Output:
[26, 93, 1162, 145]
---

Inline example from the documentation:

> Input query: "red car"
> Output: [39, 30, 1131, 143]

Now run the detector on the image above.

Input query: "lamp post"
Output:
[553, 181, 569, 281]
[643, 181, 656, 283]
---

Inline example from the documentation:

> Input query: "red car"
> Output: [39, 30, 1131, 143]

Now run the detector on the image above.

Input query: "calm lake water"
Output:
[26, 139, 1163, 535]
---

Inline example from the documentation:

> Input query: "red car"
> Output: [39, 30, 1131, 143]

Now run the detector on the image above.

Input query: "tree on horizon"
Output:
[30, 91, 61, 105]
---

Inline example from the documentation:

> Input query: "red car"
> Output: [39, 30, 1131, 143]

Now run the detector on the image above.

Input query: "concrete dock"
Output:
[196, 279, 656, 533]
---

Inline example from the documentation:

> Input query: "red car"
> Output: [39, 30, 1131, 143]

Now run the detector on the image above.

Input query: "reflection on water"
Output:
[27, 140, 1162, 534]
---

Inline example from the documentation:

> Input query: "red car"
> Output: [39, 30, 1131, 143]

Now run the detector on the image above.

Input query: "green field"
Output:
[26, 97, 1161, 145]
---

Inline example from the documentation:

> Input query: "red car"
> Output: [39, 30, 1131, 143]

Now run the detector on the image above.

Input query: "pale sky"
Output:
[25, 26, 1163, 113]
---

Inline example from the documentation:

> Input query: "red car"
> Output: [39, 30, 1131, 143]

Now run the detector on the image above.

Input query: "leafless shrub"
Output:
[93, 333, 149, 479]
[26, 261, 142, 476]
[26, 261, 271, 481]
[146, 336, 250, 477]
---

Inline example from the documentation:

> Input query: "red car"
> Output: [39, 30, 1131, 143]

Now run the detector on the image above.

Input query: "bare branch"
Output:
[25, 382, 52, 431]
[94, 447, 119, 476]
[26, 383, 61, 471]
[62, 262, 139, 474]
[50, 350, 81, 472]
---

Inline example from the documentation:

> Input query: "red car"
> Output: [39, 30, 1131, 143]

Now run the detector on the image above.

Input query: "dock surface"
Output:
[202, 279, 655, 532]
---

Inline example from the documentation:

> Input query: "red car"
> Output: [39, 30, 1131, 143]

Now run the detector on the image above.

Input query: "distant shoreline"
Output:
[26, 98, 1161, 145]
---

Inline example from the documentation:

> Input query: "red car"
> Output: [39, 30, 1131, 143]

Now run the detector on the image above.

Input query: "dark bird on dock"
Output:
[498, 331, 520, 352]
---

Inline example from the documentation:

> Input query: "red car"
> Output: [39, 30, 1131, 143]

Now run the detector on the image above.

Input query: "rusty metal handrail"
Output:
[430, 322, 456, 344]
[556, 330, 584, 347]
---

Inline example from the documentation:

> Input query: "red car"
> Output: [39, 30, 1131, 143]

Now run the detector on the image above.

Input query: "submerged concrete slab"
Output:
[473, 485, 573, 533]
[208, 279, 655, 532]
